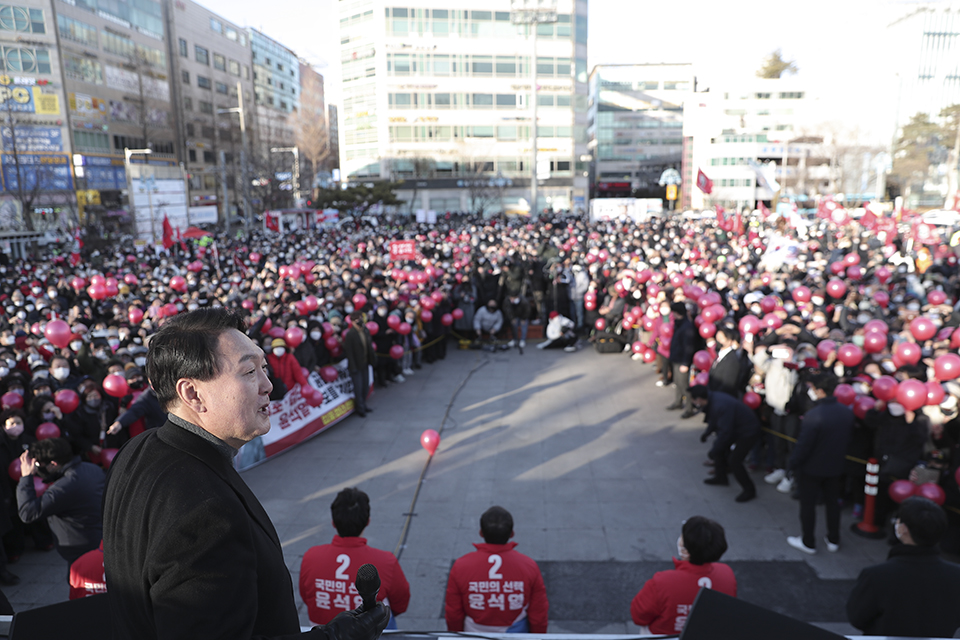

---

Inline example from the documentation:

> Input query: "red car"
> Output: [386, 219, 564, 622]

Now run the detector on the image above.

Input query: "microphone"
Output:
[355, 563, 380, 612]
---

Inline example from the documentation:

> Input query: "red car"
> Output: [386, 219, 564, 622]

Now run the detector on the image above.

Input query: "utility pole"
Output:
[511, 0, 557, 217]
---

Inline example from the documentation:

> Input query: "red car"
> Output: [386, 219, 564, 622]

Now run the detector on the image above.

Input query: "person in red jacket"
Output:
[69, 541, 106, 599]
[445, 506, 548, 633]
[299, 488, 410, 628]
[267, 337, 309, 394]
[631, 516, 737, 635]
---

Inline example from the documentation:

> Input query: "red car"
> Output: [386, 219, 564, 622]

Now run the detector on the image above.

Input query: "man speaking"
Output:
[103, 309, 388, 640]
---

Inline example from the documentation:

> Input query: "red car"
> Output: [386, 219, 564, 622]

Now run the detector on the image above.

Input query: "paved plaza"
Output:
[3, 340, 895, 634]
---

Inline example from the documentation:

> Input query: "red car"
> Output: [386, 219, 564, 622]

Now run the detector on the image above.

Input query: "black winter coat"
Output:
[703, 391, 761, 458]
[789, 397, 855, 477]
[669, 317, 696, 366]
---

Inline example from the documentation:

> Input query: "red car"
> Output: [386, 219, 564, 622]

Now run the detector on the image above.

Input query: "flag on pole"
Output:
[757, 201, 771, 218]
[176, 227, 187, 253]
[696, 168, 713, 194]
[162, 215, 174, 250]
[716, 205, 725, 223]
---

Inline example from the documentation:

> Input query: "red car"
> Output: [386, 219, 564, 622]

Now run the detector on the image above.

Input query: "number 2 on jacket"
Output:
[488, 555, 503, 579]
[336, 554, 350, 581]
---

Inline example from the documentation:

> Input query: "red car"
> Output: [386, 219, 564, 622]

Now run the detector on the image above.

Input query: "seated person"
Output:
[473, 301, 504, 351]
[631, 516, 737, 635]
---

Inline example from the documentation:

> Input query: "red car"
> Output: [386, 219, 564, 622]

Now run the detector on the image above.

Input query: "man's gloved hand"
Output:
[700, 430, 709, 444]
[319, 603, 389, 640]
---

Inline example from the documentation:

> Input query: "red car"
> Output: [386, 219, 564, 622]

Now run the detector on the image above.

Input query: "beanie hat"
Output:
[271, 338, 286, 349]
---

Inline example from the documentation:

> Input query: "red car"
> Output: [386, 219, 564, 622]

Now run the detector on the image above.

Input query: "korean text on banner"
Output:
[390, 240, 417, 261]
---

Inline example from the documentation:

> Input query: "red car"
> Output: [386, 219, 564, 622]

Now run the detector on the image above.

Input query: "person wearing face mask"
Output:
[0, 409, 32, 585]
[846, 496, 960, 638]
[785, 373, 855, 555]
[16, 437, 104, 567]
[48, 356, 81, 391]
[344, 312, 376, 417]
[73, 380, 121, 462]
[630, 516, 736, 635]
[266, 338, 310, 397]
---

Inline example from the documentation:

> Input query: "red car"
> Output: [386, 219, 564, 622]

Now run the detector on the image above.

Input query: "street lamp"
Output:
[511, 0, 557, 217]
[123, 148, 153, 241]
[218, 82, 251, 230]
[270, 146, 301, 205]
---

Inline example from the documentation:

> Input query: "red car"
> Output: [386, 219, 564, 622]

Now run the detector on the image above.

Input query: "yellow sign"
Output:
[76, 189, 100, 205]
[32, 87, 59, 115]
[666, 184, 677, 201]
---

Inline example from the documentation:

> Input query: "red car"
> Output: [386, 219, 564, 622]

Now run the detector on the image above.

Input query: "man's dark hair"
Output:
[811, 371, 839, 396]
[330, 487, 370, 537]
[717, 326, 739, 344]
[146, 308, 246, 410]
[670, 302, 688, 317]
[899, 496, 948, 547]
[689, 385, 709, 400]
[28, 437, 73, 465]
[682, 516, 728, 565]
[480, 506, 513, 544]
[349, 310, 363, 323]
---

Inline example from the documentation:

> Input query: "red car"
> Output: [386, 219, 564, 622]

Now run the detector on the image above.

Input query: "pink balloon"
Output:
[834, 384, 856, 406]
[760, 296, 779, 314]
[420, 429, 440, 455]
[87, 284, 107, 300]
[44, 319, 72, 349]
[894, 342, 922, 366]
[2, 393, 24, 410]
[792, 286, 811, 303]
[816, 339, 837, 361]
[926, 380, 946, 405]
[123, 273, 139, 286]
[872, 376, 899, 401]
[386, 315, 401, 330]
[352, 293, 368, 309]
[853, 395, 876, 420]
[874, 291, 890, 308]
[103, 374, 129, 398]
[595, 318, 606, 331]
[888, 479, 916, 504]
[699, 322, 717, 339]
[934, 353, 960, 381]
[304, 388, 323, 407]
[738, 314, 762, 335]
[324, 336, 339, 351]
[389, 344, 404, 359]
[863, 331, 887, 354]
[826, 279, 847, 299]
[864, 320, 888, 335]
[743, 392, 761, 410]
[875, 266, 892, 283]
[33, 476, 49, 498]
[896, 378, 927, 412]
[90, 275, 105, 287]
[421, 310, 433, 323]
[452, 308, 464, 320]
[693, 350, 714, 371]
[631, 341, 646, 355]
[366, 321, 379, 336]
[928, 290, 947, 306]
[917, 482, 946, 506]
[837, 344, 864, 368]
[441, 313, 453, 326]
[320, 366, 339, 383]
[829, 262, 846, 276]
[54, 389, 80, 414]
[693, 372, 710, 386]
[843, 252, 861, 266]
[169, 276, 187, 293]
[284, 326, 304, 348]
[305, 296, 320, 312]
[100, 448, 119, 470]
[35, 422, 61, 440]
[128, 307, 144, 324]
[642, 350, 655, 363]
[763, 313, 783, 330]
[909, 317, 937, 342]
[269, 327, 285, 339]
[7, 459, 20, 482]
[398, 322, 412, 336]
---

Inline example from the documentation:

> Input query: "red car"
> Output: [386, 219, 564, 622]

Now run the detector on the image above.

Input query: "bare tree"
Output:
[295, 109, 333, 190]
[459, 159, 498, 216]
[757, 49, 798, 79]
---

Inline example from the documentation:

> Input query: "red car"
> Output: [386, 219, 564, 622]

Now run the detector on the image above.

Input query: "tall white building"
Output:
[337, 0, 589, 215]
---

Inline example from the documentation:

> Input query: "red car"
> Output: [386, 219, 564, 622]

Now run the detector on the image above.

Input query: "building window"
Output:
[277, 63, 283, 71]
[2, 45, 52, 74]
[471, 93, 493, 108]
[186, 123, 194, 136]
[280, 100, 287, 110]
[73, 130, 110, 151]
[56, 15, 96, 47]
[228, 59, 240, 76]
[199, 100, 213, 114]
[102, 32, 135, 58]
[181, 70, 189, 83]
[225, 26, 237, 41]
[188, 149, 196, 161]
[243, 65, 250, 80]
[183, 96, 192, 110]
[179, 38, 187, 57]
[210, 18, 221, 33]
[0, 5, 44, 33]
[755, 92, 771, 99]
[197, 75, 211, 89]
[203, 150, 215, 163]
[213, 53, 225, 71]
[495, 94, 516, 108]
[216, 81, 228, 94]
[195, 45, 209, 65]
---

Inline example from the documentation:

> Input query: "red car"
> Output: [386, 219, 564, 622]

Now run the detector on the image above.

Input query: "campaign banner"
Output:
[235, 361, 368, 471]
[390, 240, 417, 261]
[1, 126, 63, 152]
[1, 154, 72, 191]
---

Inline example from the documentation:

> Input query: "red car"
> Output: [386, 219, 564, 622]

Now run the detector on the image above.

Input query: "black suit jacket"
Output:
[789, 397, 855, 477]
[708, 349, 743, 397]
[103, 420, 318, 640]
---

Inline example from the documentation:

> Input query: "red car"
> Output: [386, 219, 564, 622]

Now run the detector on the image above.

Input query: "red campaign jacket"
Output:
[445, 542, 549, 633]
[69, 543, 106, 600]
[299, 536, 411, 625]
[631, 558, 737, 635]
[266, 351, 309, 394]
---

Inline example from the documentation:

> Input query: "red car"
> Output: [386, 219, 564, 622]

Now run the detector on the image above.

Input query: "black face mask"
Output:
[35, 463, 64, 483]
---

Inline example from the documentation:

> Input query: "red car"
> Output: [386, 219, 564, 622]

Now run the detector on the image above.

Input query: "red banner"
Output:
[696, 168, 713, 194]
[390, 240, 417, 261]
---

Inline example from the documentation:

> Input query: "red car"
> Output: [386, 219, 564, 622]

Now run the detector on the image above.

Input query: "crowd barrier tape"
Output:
[234, 361, 373, 471]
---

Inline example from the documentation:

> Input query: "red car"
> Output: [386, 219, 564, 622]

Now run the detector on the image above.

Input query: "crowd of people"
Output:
[0, 200, 958, 634]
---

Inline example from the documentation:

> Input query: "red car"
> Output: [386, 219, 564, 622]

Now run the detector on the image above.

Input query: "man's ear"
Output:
[176, 378, 204, 413]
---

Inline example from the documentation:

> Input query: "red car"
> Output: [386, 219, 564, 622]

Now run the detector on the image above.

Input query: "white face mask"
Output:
[273, 348, 285, 357]
[807, 388, 819, 402]
[310, 331, 322, 341]
[51, 367, 70, 381]
[134, 357, 146, 367]
[4, 422, 23, 438]
[70, 341, 83, 351]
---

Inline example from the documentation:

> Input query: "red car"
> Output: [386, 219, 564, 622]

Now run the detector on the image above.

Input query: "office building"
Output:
[338, 0, 589, 215]
[328, 103, 339, 173]
[587, 64, 693, 201]
[164, 0, 254, 219]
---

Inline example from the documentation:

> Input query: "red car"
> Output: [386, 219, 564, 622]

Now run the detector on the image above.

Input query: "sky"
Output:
[194, 0, 931, 144]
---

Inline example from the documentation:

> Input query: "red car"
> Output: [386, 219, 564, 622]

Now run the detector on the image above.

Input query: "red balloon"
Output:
[874, 291, 890, 308]
[103, 374, 129, 398]
[90, 275, 105, 287]
[595, 318, 607, 331]
[1, 392, 23, 410]
[169, 276, 187, 293]
[128, 307, 144, 324]
[33, 476, 49, 498]
[241, 299, 255, 311]
[387, 315, 401, 330]
[637, 269, 652, 284]
[365, 321, 379, 336]
[928, 290, 947, 306]
[896, 378, 928, 412]
[910, 317, 937, 342]
[875, 266, 892, 283]
[632, 341, 646, 355]
[699, 322, 717, 339]
[249, 252, 261, 263]
[320, 366, 339, 383]
[389, 344, 404, 359]
[934, 353, 960, 381]
[792, 286, 811, 303]
[584, 299, 597, 311]
[837, 344, 864, 368]
[701, 304, 724, 324]
[834, 384, 856, 406]
[452, 308, 464, 320]
[305, 296, 320, 312]
[87, 283, 107, 300]
[304, 387, 323, 407]
[441, 313, 453, 326]
[853, 395, 876, 420]
[324, 336, 339, 351]
[826, 279, 846, 299]
[54, 388, 79, 414]
[163, 303, 178, 317]
[693, 350, 714, 371]
[71, 276, 85, 292]
[642, 350, 655, 363]
[35, 422, 61, 440]
[330, 345, 343, 359]
[420, 297, 436, 311]
[123, 273, 138, 286]
[100, 448, 119, 470]
[889, 479, 916, 504]
[843, 252, 861, 266]
[829, 262, 846, 276]
[268, 327, 285, 340]
[760, 296, 779, 314]
[284, 327, 305, 348]
[926, 380, 946, 405]
[916, 482, 946, 506]
[420, 309, 433, 323]
[872, 376, 899, 401]
[420, 429, 440, 455]
[294, 300, 309, 316]
[660, 323, 674, 339]
[951, 329, 960, 350]
[863, 331, 887, 354]
[846, 265, 863, 280]
[894, 342, 922, 366]
[739, 314, 762, 335]
[398, 322, 412, 336]
[763, 313, 783, 330]
[864, 320, 888, 335]
[816, 339, 837, 361]
[44, 319, 72, 349]
[8, 459, 20, 482]
[352, 293, 367, 309]
[693, 372, 710, 386]
[743, 391, 761, 410]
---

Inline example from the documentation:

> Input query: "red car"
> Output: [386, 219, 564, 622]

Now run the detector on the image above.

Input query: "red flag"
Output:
[860, 208, 877, 231]
[265, 213, 279, 232]
[716, 205, 725, 223]
[162, 215, 174, 250]
[757, 201, 771, 218]
[69, 227, 83, 267]
[696, 168, 713, 194]
[733, 212, 743, 236]
[176, 227, 187, 253]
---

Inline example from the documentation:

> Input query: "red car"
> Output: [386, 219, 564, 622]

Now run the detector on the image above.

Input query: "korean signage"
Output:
[1, 154, 73, 191]
[81, 155, 126, 191]
[69, 93, 108, 122]
[0, 85, 60, 115]
[390, 240, 417, 261]
[1, 125, 63, 152]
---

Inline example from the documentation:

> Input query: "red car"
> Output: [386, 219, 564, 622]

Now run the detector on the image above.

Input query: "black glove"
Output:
[700, 430, 709, 444]
[317, 603, 389, 640]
